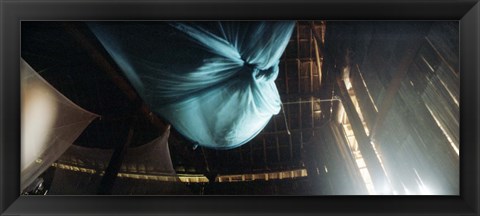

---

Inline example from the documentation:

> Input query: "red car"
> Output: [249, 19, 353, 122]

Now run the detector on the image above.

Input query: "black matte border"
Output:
[1, 0, 479, 215]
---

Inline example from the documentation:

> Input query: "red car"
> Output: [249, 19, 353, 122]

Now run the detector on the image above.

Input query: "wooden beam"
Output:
[297, 59, 301, 93]
[63, 23, 167, 130]
[297, 97, 302, 160]
[262, 137, 268, 165]
[317, 24, 335, 120]
[424, 36, 459, 77]
[309, 21, 325, 57]
[350, 64, 378, 130]
[275, 135, 281, 162]
[336, 76, 389, 193]
[249, 143, 254, 166]
[313, 28, 323, 88]
[369, 35, 424, 140]
[310, 97, 315, 129]
[97, 124, 134, 195]
[311, 23, 323, 137]
[200, 147, 210, 173]
[296, 24, 301, 94]
[237, 147, 244, 164]
[272, 115, 285, 162]
[298, 98, 303, 130]
[309, 27, 315, 93]
[289, 134, 294, 160]
[284, 59, 289, 94]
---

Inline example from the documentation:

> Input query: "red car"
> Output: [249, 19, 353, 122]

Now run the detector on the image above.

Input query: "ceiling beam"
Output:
[312, 22, 335, 121]
[63, 22, 168, 132]
[336, 76, 389, 193]
[97, 123, 134, 195]
[368, 31, 426, 141]
[310, 21, 325, 57]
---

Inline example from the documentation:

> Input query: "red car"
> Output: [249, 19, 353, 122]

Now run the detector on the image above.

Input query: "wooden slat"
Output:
[350, 65, 377, 130]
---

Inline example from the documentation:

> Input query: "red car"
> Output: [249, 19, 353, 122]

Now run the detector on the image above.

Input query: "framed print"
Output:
[1, 0, 479, 215]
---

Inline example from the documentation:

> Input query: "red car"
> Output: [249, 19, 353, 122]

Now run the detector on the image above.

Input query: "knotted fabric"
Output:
[88, 21, 295, 149]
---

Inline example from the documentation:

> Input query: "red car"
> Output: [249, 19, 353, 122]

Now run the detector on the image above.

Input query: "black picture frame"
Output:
[1, 0, 479, 215]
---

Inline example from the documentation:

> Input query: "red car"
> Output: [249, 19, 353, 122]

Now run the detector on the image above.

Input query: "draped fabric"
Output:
[50, 126, 190, 195]
[21, 58, 99, 191]
[88, 21, 295, 149]
[120, 126, 177, 176]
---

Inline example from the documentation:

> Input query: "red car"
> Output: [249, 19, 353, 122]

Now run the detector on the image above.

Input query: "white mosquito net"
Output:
[21, 58, 99, 191]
